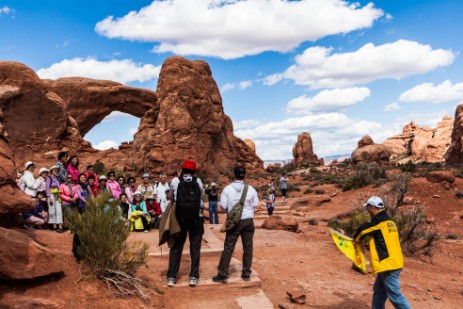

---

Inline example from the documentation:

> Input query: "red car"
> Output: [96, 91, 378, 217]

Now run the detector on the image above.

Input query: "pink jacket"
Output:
[59, 183, 78, 205]
[67, 164, 79, 183]
[107, 180, 121, 199]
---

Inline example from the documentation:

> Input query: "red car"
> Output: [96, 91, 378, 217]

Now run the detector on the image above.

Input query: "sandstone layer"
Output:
[446, 104, 463, 164]
[383, 116, 453, 163]
[351, 135, 391, 164]
[292, 132, 321, 167]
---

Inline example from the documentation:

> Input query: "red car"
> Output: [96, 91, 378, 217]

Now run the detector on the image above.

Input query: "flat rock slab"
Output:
[236, 290, 274, 309]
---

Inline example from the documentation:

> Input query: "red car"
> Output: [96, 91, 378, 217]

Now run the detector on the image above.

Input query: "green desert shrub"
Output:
[304, 187, 313, 194]
[342, 163, 387, 191]
[67, 194, 150, 300]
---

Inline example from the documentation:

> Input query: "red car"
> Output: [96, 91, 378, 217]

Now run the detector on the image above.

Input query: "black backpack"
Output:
[176, 177, 201, 222]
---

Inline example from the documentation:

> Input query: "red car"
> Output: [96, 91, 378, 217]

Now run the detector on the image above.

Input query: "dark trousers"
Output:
[167, 222, 203, 279]
[217, 218, 255, 277]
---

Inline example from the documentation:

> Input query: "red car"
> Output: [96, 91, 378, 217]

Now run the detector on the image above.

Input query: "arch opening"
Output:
[84, 111, 140, 151]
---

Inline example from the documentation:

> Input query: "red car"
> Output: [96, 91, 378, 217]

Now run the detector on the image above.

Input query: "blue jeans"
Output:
[209, 201, 219, 224]
[372, 269, 412, 309]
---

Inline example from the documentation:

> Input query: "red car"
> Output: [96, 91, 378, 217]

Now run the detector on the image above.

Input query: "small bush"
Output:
[304, 188, 313, 194]
[399, 160, 416, 173]
[445, 233, 458, 240]
[67, 194, 150, 301]
[308, 219, 318, 226]
[287, 183, 301, 192]
[309, 167, 320, 174]
[342, 163, 387, 191]
[455, 191, 463, 199]
[328, 210, 370, 237]
[315, 189, 325, 195]
[93, 161, 106, 175]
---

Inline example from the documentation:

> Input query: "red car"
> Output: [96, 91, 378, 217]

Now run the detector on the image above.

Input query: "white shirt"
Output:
[22, 170, 38, 197]
[155, 182, 169, 200]
[220, 180, 259, 220]
[170, 176, 205, 200]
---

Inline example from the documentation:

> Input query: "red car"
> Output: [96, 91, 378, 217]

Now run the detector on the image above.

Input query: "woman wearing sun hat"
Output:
[36, 167, 50, 192]
[21, 161, 38, 198]
[46, 165, 64, 232]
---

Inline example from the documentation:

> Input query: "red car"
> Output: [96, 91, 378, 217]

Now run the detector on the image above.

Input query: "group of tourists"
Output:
[265, 173, 288, 216]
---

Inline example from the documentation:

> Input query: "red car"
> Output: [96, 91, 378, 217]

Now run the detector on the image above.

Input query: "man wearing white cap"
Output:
[21, 161, 38, 198]
[36, 167, 50, 192]
[353, 196, 412, 309]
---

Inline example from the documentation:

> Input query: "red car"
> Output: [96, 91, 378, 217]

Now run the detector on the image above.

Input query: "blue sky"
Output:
[1, 0, 462, 160]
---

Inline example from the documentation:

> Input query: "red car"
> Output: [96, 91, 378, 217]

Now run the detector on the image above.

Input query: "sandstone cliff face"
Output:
[0, 57, 263, 176]
[244, 139, 256, 153]
[126, 56, 263, 175]
[446, 105, 463, 164]
[292, 132, 320, 167]
[352, 135, 391, 164]
[383, 116, 453, 163]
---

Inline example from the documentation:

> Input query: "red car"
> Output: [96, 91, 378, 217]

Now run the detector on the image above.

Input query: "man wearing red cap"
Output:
[166, 159, 205, 288]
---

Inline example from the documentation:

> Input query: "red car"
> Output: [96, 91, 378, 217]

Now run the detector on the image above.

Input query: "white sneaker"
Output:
[189, 277, 198, 287]
[167, 277, 175, 287]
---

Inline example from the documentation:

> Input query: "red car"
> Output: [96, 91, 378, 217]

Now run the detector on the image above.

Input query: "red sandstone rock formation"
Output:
[446, 105, 463, 164]
[0, 228, 64, 279]
[383, 116, 453, 163]
[261, 215, 299, 233]
[351, 135, 391, 164]
[0, 57, 263, 176]
[292, 132, 320, 167]
[244, 139, 256, 153]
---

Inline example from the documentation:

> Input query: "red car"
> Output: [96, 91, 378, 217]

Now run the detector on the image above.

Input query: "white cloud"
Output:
[93, 140, 119, 150]
[37, 57, 161, 84]
[95, 0, 383, 59]
[383, 102, 401, 112]
[287, 87, 370, 114]
[264, 40, 455, 89]
[234, 112, 381, 159]
[234, 119, 262, 130]
[398, 80, 463, 103]
[0, 6, 11, 14]
[129, 127, 138, 136]
[102, 111, 134, 123]
[221, 80, 253, 92]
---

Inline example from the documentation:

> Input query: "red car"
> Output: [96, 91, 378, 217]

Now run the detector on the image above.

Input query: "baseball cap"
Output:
[363, 196, 385, 208]
[142, 173, 150, 179]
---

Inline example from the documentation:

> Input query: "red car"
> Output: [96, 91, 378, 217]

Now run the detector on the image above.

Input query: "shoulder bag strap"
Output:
[239, 185, 249, 209]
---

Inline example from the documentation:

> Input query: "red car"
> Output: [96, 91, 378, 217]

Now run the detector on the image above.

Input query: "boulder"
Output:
[261, 215, 299, 232]
[244, 139, 256, 153]
[292, 132, 320, 168]
[446, 104, 463, 164]
[425, 171, 455, 183]
[0, 228, 64, 279]
[352, 136, 391, 164]
[384, 117, 453, 163]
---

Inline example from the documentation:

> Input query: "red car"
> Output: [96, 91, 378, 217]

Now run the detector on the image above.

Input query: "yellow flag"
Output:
[329, 228, 366, 272]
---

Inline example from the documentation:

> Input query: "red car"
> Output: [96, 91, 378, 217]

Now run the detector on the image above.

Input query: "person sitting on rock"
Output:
[22, 190, 48, 230]
[21, 161, 38, 198]
[137, 173, 155, 200]
[66, 155, 80, 183]
[129, 191, 150, 232]
[146, 195, 161, 229]
[106, 171, 121, 200]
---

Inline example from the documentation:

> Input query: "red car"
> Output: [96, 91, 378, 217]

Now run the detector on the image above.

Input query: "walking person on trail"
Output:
[266, 189, 275, 216]
[212, 166, 259, 283]
[165, 159, 205, 288]
[205, 182, 219, 224]
[354, 196, 412, 309]
[279, 173, 289, 203]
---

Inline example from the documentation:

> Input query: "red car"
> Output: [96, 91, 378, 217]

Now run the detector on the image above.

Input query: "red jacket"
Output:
[146, 201, 161, 216]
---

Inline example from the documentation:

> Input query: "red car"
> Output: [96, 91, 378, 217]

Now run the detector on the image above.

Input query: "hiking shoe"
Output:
[167, 277, 175, 287]
[23, 224, 34, 230]
[241, 275, 251, 282]
[212, 275, 228, 283]
[144, 230, 149, 233]
[189, 277, 198, 287]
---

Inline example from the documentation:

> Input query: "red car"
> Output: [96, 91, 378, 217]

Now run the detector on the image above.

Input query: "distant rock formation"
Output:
[446, 105, 463, 164]
[0, 57, 264, 176]
[292, 132, 321, 167]
[383, 116, 453, 163]
[351, 135, 391, 164]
